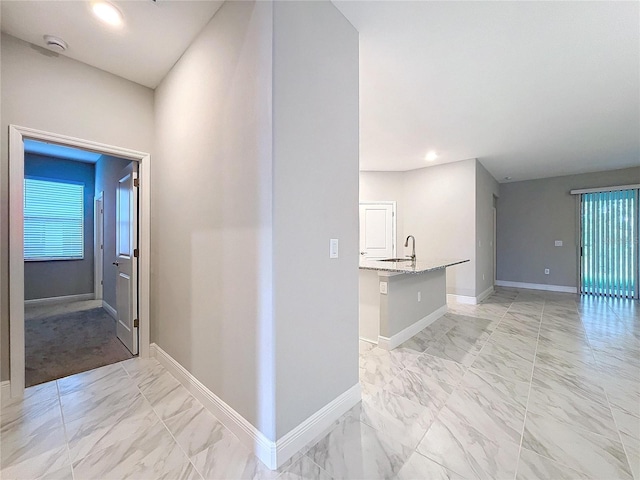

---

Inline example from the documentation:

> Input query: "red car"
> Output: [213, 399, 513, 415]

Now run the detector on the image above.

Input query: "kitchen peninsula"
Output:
[359, 258, 469, 349]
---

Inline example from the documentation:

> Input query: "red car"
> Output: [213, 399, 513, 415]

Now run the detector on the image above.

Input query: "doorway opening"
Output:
[7, 125, 151, 397]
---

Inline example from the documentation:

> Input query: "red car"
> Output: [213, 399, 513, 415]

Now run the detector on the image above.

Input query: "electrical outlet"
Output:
[555, 240, 563, 247]
[544, 268, 550, 275]
[418, 291, 421, 302]
[380, 282, 388, 294]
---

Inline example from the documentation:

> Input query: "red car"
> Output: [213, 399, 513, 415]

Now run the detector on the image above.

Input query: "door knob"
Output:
[112, 262, 119, 266]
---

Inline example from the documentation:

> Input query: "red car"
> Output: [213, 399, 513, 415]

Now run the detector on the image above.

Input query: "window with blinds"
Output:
[24, 178, 84, 261]
[580, 188, 638, 298]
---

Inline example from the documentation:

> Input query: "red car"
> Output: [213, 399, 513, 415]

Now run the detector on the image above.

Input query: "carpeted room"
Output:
[23, 143, 136, 387]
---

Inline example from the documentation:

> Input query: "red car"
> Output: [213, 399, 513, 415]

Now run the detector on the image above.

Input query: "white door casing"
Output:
[359, 202, 396, 260]
[115, 162, 138, 355]
[94, 193, 104, 300]
[7, 125, 151, 397]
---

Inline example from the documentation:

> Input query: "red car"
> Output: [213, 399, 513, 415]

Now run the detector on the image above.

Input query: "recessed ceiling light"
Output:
[92, 1, 124, 27]
[425, 151, 438, 162]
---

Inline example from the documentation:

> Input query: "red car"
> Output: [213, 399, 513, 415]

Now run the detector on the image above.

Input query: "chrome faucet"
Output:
[404, 235, 416, 261]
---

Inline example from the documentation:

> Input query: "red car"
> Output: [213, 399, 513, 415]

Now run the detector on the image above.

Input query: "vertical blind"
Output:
[581, 189, 638, 298]
[24, 178, 84, 261]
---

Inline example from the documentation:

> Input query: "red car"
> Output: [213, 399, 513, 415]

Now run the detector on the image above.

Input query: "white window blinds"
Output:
[24, 178, 84, 261]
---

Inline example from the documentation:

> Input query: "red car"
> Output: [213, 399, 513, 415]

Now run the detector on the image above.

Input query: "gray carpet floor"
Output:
[25, 307, 133, 387]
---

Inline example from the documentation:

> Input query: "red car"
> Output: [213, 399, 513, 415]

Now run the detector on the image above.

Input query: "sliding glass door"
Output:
[580, 188, 638, 298]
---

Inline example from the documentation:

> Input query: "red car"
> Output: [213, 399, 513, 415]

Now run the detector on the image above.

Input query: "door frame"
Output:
[7, 125, 152, 397]
[94, 192, 104, 301]
[359, 201, 397, 259]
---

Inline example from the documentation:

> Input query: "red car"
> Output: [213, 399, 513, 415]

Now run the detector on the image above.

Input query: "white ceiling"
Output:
[1, 0, 223, 88]
[2, 1, 638, 181]
[334, 1, 640, 181]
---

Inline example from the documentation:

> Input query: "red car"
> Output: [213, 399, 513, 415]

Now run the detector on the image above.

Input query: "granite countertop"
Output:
[359, 258, 470, 274]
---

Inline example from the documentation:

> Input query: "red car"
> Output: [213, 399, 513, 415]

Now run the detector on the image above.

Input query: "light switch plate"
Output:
[545, 268, 550, 275]
[380, 282, 388, 294]
[555, 240, 563, 247]
[330, 239, 339, 258]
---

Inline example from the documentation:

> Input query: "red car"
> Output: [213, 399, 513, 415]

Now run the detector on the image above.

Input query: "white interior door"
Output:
[95, 194, 104, 300]
[115, 162, 138, 355]
[359, 202, 395, 259]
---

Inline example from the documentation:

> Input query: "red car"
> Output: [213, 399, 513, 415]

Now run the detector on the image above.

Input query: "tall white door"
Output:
[115, 162, 138, 355]
[359, 202, 395, 259]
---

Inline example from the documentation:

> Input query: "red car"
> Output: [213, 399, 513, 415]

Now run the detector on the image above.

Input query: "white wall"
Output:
[272, 0, 359, 439]
[0, 33, 154, 381]
[153, 0, 274, 437]
[475, 161, 499, 296]
[360, 159, 499, 300]
[403, 159, 477, 297]
[360, 171, 405, 253]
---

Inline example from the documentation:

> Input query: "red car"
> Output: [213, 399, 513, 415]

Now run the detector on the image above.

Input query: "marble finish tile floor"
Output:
[2, 288, 638, 479]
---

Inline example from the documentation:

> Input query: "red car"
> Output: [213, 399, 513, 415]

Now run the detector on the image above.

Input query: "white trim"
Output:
[378, 305, 448, 350]
[446, 286, 495, 305]
[358, 337, 377, 345]
[447, 294, 477, 305]
[495, 280, 577, 294]
[94, 192, 104, 301]
[24, 293, 95, 307]
[7, 125, 152, 398]
[570, 184, 640, 195]
[1, 381, 11, 401]
[477, 286, 495, 303]
[150, 343, 361, 470]
[102, 301, 117, 320]
[276, 383, 361, 467]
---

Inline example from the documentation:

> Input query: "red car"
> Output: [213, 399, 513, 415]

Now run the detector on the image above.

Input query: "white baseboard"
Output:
[495, 280, 577, 294]
[276, 383, 361, 467]
[24, 293, 94, 307]
[378, 304, 448, 350]
[102, 301, 117, 320]
[1, 381, 11, 400]
[358, 337, 377, 345]
[477, 286, 495, 303]
[447, 286, 495, 306]
[150, 343, 360, 470]
[447, 294, 477, 305]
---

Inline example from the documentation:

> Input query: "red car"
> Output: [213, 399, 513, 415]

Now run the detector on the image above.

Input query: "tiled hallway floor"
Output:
[1, 288, 638, 479]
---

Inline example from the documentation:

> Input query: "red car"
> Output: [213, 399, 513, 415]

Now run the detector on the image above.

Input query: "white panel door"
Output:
[359, 202, 395, 259]
[115, 162, 138, 355]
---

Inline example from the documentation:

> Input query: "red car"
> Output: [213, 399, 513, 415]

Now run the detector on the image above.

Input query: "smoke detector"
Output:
[43, 35, 68, 52]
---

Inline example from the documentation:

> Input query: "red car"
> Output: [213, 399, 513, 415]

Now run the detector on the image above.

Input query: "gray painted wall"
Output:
[272, 0, 359, 439]
[24, 154, 95, 300]
[95, 155, 132, 311]
[497, 167, 640, 288]
[0, 33, 154, 381]
[475, 161, 499, 296]
[153, 0, 275, 438]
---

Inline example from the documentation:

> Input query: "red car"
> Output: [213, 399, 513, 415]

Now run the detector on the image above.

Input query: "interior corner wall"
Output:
[272, 0, 359, 439]
[475, 160, 499, 296]
[0, 33, 154, 382]
[403, 159, 477, 297]
[497, 167, 640, 288]
[95, 155, 133, 311]
[23, 154, 96, 300]
[359, 171, 406, 254]
[153, 0, 274, 437]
